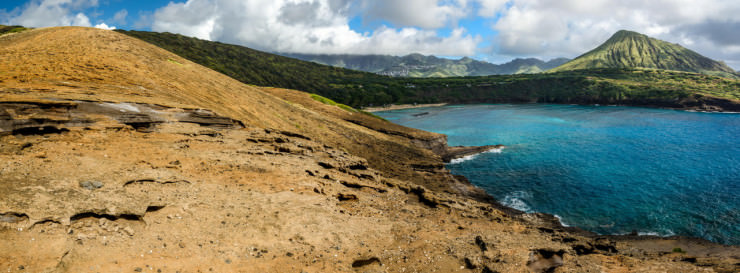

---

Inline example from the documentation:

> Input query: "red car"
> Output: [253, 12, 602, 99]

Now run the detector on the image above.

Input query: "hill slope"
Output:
[551, 30, 738, 78]
[283, 52, 569, 77]
[113, 29, 382, 100]
[0, 26, 467, 192]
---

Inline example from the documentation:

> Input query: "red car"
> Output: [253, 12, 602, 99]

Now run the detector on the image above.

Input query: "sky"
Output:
[2, 0, 740, 70]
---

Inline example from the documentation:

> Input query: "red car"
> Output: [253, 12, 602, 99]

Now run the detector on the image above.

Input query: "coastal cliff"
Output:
[1, 27, 738, 272]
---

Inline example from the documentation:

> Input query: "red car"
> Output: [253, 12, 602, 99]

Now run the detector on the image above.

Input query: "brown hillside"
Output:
[1, 27, 738, 272]
[0, 26, 473, 193]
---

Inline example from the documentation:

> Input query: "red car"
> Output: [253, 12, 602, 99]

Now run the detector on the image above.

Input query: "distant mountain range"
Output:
[284, 30, 738, 79]
[551, 30, 738, 78]
[282, 53, 569, 77]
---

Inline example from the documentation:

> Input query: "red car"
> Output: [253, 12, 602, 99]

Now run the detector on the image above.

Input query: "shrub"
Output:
[310, 94, 358, 113]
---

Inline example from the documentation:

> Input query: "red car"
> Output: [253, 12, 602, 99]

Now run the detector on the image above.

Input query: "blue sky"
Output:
[2, 0, 740, 69]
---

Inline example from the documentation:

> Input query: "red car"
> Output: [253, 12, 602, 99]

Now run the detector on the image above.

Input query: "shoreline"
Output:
[369, 101, 740, 113]
[453, 158, 740, 254]
[427, 128, 739, 251]
[441, 144, 504, 163]
[362, 103, 447, 112]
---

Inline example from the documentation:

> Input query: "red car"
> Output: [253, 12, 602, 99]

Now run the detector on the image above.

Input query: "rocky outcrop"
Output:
[441, 144, 505, 163]
[0, 100, 243, 136]
[409, 134, 449, 156]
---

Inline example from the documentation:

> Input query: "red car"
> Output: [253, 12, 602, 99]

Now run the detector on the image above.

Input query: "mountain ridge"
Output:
[551, 30, 738, 78]
[282, 52, 569, 77]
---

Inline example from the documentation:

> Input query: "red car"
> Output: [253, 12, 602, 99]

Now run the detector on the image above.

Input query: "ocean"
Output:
[376, 104, 740, 245]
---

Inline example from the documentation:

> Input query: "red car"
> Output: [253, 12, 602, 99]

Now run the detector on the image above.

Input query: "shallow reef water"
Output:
[378, 104, 740, 245]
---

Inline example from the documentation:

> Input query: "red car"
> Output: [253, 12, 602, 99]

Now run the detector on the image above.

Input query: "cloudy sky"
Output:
[2, 0, 740, 69]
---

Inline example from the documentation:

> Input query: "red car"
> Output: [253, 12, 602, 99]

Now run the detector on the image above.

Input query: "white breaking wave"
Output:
[553, 215, 570, 227]
[449, 146, 504, 164]
[449, 154, 478, 164]
[686, 110, 740, 114]
[638, 230, 676, 237]
[501, 191, 533, 213]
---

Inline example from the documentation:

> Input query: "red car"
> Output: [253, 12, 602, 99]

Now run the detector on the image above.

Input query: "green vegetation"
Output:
[115, 29, 385, 106]
[672, 247, 685, 253]
[310, 94, 358, 113]
[551, 30, 738, 79]
[310, 93, 385, 120]
[115, 29, 740, 110]
[166, 58, 183, 66]
[0, 25, 29, 35]
[381, 68, 740, 107]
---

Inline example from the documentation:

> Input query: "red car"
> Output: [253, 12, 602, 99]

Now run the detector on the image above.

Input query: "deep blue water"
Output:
[377, 104, 740, 245]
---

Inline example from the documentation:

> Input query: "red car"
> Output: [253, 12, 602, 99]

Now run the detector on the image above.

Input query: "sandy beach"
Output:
[363, 103, 448, 112]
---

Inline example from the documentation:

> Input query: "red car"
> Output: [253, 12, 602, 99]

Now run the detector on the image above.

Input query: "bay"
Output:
[377, 104, 740, 245]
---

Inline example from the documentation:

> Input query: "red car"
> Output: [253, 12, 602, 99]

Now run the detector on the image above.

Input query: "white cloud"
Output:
[2, 0, 117, 30]
[146, 0, 740, 68]
[72, 12, 91, 26]
[94, 22, 115, 30]
[151, 0, 479, 56]
[3, 0, 739, 69]
[132, 11, 153, 29]
[111, 9, 128, 25]
[152, 0, 218, 40]
[359, 0, 469, 29]
[476, 0, 508, 17]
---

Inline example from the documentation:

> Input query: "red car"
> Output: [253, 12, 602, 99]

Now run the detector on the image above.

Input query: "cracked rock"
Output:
[79, 180, 104, 190]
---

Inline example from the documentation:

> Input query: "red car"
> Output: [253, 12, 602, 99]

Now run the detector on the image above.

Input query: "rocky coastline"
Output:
[419, 138, 740, 272]
[440, 145, 505, 163]
[365, 96, 740, 117]
[347, 100, 740, 272]
[362, 103, 448, 112]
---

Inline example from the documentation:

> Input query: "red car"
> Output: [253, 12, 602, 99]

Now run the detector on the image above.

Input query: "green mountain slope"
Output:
[396, 68, 740, 109]
[551, 30, 737, 78]
[114, 29, 740, 111]
[283, 52, 569, 77]
[0, 25, 28, 35]
[113, 30, 388, 103]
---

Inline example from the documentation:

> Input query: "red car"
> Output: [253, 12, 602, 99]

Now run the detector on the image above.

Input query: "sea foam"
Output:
[449, 146, 504, 164]
[501, 191, 533, 213]
[553, 215, 570, 227]
[637, 230, 676, 237]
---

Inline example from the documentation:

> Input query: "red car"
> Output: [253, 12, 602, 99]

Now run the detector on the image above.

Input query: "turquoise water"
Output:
[377, 104, 740, 245]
